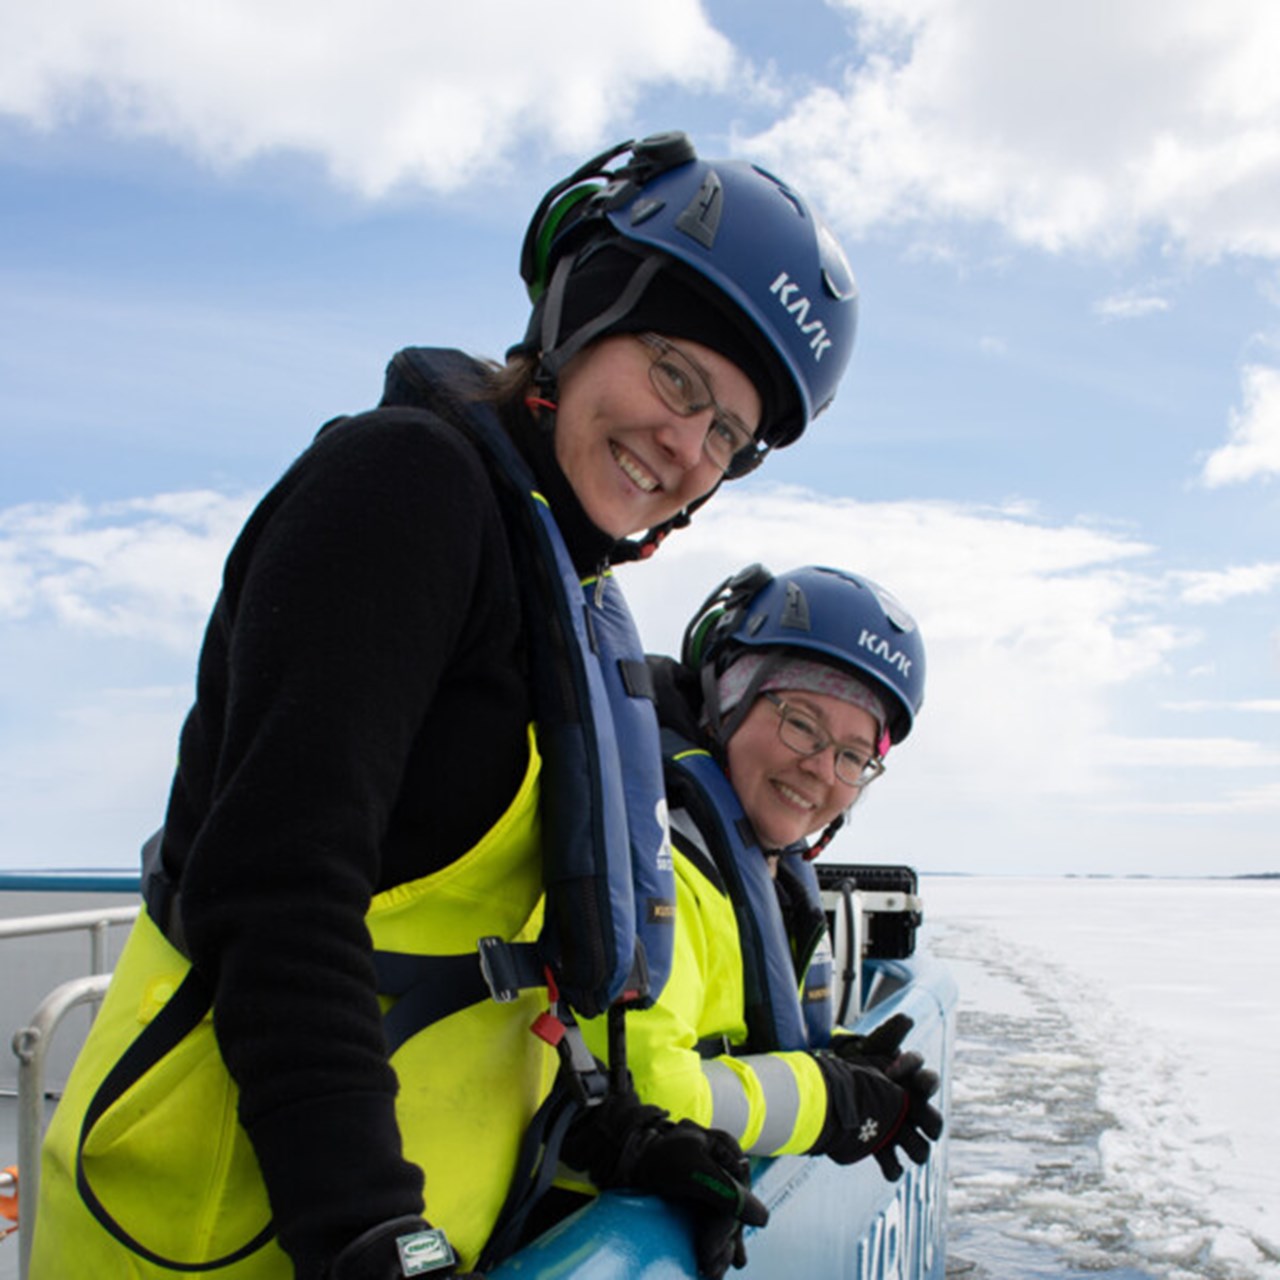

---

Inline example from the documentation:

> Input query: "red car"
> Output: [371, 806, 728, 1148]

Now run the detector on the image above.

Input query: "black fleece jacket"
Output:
[157, 349, 615, 1277]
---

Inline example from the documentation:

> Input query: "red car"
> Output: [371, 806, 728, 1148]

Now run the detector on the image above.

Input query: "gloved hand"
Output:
[830, 1012, 916, 1073]
[325, 1215, 479, 1279]
[831, 1013, 942, 1117]
[812, 1051, 943, 1182]
[563, 1091, 769, 1279]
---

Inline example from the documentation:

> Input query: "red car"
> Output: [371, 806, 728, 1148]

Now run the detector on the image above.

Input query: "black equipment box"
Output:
[815, 863, 922, 959]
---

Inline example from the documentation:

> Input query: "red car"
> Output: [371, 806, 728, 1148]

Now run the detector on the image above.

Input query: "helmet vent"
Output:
[629, 197, 666, 227]
[674, 171, 724, 249]
[779, 582, 811, 631]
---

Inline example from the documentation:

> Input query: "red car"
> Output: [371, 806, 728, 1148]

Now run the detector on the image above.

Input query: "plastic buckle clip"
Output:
[477, 936, 519, 1003]
[558, 1020, 610, 1108]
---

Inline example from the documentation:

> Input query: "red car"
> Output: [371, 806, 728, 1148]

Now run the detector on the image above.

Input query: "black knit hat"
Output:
[519, 242, 794, 440]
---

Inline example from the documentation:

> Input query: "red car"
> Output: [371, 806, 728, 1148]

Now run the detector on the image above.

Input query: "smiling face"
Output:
[552, 333, 762, 538]
[724, 689, 879, 849]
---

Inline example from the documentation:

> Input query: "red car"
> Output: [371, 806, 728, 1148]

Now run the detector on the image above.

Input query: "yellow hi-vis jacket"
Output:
[31, 729, 554, 1278]
[582, 838, 829, 1157]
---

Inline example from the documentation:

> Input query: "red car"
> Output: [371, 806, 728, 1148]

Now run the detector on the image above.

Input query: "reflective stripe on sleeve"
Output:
[704, 1053, 804, 1155]
[703, 1059, 751, 1141]
[742, 1054, 802, 1155]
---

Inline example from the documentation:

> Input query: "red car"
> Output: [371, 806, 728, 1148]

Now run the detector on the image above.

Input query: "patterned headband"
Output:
[716, 652, 888, 746]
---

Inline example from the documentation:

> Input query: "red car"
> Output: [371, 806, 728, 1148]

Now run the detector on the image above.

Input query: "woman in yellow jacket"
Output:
[30, 135, 860, 1280]
[585, 564, 943, 1178]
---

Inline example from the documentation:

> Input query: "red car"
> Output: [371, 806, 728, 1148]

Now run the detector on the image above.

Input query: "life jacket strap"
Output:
[528, 965, 612, 1109]
[474, 1073, 583, 1273]
[75, 966, 276, 1269]
[697, 1033, 735, 1060]
[372, 940, 545, 1056]
[479, 996, 619, 1272]
[477, 935, 545, 1003]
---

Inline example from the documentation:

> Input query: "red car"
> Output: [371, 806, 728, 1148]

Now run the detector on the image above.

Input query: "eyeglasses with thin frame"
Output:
[763, 693, 886, 788]
[635, 333, 767, 478]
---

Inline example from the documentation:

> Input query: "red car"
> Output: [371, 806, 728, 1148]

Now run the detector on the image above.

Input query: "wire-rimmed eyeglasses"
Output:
[636, 333, 767, 478]
[763, 693, 886, 788]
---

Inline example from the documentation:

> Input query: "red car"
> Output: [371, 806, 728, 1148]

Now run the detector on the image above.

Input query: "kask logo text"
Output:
[859, 628, 913, 677]
[770, 272, 832, 361]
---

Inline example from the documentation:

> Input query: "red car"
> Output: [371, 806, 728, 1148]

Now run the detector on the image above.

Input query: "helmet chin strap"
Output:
[536, 250, 663, 392]
[752, 798, 846, 863]
[619, 483, 721, 563]
[525, 243, 738, 565]
[800, 812, 845, 862]
[707, 649, 788, 748]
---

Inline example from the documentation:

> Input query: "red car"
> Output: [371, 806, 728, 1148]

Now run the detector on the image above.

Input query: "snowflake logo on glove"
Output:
[858, 1118, 879, 1143]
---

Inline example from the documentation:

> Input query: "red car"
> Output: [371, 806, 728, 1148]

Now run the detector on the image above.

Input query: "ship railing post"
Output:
[11, 974, 111, 1280]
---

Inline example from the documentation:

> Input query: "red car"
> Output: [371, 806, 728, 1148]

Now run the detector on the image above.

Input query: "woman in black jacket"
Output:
[32, 133, 858, 1280]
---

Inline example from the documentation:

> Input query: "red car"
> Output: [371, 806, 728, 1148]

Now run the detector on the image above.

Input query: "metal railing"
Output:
[3, 904, 138, 1278]
[0, 905, 138, 978]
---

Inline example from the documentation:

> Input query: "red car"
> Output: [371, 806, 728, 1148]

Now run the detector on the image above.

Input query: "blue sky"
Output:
[2, 0, 1278, 876]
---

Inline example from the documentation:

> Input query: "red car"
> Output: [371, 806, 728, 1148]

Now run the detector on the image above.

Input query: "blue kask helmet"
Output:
[518, 132, 858, 451]
[682, 563, 926, 747]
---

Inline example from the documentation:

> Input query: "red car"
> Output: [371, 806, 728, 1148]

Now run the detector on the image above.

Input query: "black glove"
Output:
[563, 1091, 769, 1280]
[831, 1013, 942, 1118]
[324, 1216, 478, 1279]
[830, 1012, 916, 1073]
[812, 1052, 943, 1181]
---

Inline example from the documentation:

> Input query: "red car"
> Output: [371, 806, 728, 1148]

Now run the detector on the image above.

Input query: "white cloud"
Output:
[618, 485, 1188, 825]
[1113, 779, 1280, 816]
[3, 484, 1274, 872]
[1096, 735, 1280, 769]
[1172, 560, 1280, 604]
[1200, 363, 1280, 486]
[1163, 699, 1280, 712]
[0, 0, 735, 197]
[612, 486, 1280, 868]
[742, 0, 1280, 260]
[1094, 292, 1171, 321]
[0, 491, 253, 648]
[12, 0, 1280, 274]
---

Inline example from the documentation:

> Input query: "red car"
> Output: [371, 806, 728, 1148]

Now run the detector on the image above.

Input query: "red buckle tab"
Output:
[530, 1011, 565, 1047]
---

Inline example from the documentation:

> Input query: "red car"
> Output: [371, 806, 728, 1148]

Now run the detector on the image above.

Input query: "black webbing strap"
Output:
[474, 1078, 584, 1272]
[475, 999, 617, 1273]
[373, 939, 545, 1056]
[697, 1033, 735, 1060]
[74, 967, 276, 1270]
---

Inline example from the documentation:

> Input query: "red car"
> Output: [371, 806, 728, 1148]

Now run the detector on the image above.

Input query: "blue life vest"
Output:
[661, 729, 831, 1052]
[776, 851, 834, 1049]
[380, 347, 675, 1019]
[115, 348, 675, 1274]
[143, 349, 675, 1023]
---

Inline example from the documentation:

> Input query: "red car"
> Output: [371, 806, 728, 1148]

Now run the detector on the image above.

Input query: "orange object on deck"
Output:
[0, 1165, 17, 1224]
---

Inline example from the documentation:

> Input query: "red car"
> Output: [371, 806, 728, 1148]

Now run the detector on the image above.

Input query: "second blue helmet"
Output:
[682, 563, 926, 744]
